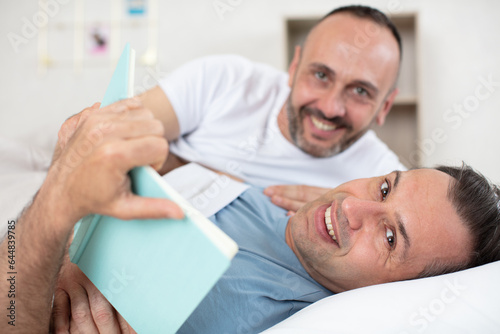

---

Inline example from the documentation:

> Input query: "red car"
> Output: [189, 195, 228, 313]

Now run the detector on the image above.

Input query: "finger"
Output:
[75, 104, 101, 128]
[88, 287, 122, 333]
[100, 119, 164, 141]
[68, 284, 99, 334]
[99, 136, 168, 175]
[265, 185, 327, 202]
[99, 97, 142, 113]
[286, 185, 310, 202]
[99, 106, 154, 122]
[109, 195, 184, 220]
[58, 115, 83, 150]
[52, 288, 71, 334]
[264, 185, 304, 199]
[61, 109, 160, 161]
[117, 312, 138, 334]
[270, 195, 304, 212]
[84, 108, 160, 142]
[58, 104, 101, 149]
[69, 317, 83, 334]
[287, 210, 296, 216]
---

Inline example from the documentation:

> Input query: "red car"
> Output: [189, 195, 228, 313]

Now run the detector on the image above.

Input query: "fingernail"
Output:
[264, 188, 273, 196]
[168, 206, 184, 220]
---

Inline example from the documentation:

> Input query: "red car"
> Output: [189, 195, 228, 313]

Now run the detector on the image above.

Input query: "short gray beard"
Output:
[286, 97, 367, 158]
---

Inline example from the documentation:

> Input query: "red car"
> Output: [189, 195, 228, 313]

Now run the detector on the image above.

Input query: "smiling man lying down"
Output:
[1, 101, 499, 333]
[52, 159, 500, 332]
[285, 166, 500, 293]
[175, 164, 500, 333]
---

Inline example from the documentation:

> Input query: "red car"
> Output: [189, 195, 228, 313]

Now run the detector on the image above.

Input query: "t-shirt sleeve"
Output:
[158, 55, 250, 136]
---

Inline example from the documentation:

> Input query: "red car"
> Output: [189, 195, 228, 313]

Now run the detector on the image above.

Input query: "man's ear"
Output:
[375, 87, 399, 126]
[288, 45, 302, 87]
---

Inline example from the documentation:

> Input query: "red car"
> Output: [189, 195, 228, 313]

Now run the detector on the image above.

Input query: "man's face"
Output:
[282, 13, 400, 157]
[285, 169, 473, 293]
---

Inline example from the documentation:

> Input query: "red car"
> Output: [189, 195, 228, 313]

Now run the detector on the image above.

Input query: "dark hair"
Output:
[417, 163, 500, 278]
[317, 5, 402, 59]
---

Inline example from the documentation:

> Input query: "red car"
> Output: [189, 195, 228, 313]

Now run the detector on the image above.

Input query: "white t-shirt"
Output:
[160, 55, 406, 187]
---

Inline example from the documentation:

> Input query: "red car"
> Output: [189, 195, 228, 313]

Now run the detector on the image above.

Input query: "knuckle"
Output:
[57, 129, 66, 143]
[52, 305, 65, 319]
[78, 110, 96, 127]
[59, 120, 70, 133]
[71, 306, 91, 325]
[51, 306, 65, 322]
[152, 119, 165, 135]
[58, 118, 76, 139]
[93, 307, 115, 326]
[146, 136, 168, 157]
[53, 287, 68, 302]
[97, 143, 121, 161]
[79, 115, 99, 133]
[81, 109, 92, 118]
[97, 119, 115, 134]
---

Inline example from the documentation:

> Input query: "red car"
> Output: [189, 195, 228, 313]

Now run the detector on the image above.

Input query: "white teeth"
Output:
[324, 207, 337, 241]
[311, 115, 337, 131]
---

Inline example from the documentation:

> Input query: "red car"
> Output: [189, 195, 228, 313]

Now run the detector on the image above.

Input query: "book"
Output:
[69, 44, 239, 333]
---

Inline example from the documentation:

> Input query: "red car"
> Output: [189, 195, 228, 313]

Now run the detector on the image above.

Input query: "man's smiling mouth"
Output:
[311, 115, 338, 131]
[325, 207, 337, 241]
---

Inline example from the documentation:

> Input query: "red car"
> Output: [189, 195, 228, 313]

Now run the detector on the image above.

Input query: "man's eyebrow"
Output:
[396, 213, 411, 261]
[393, 170, 401, 189]
[392, 170, 411, 261]
[310, 63, 336, 76]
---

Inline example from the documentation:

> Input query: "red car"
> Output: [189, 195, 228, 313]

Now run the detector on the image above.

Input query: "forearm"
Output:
[0, 178, 75, 332]
[0, 99, 182, 332]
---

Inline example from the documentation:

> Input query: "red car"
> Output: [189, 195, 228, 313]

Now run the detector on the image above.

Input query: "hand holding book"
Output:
[47, 98, 184, 225]
[63, 44, 238, 334]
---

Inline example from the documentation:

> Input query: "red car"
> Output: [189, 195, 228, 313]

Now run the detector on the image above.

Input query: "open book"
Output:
[69, 44, 239, 333]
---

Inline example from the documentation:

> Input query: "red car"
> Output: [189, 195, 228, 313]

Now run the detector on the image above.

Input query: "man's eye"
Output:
[381, 180, 390, 200]
[315, 71, 327, 81]
[386, 228, 396, 249]
[354, 87, 368, 96]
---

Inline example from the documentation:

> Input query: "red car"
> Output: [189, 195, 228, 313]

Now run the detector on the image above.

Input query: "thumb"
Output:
[112, 196, 185, 220]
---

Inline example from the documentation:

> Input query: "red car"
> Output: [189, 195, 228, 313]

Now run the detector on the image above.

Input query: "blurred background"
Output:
[1, 0, 499, 183]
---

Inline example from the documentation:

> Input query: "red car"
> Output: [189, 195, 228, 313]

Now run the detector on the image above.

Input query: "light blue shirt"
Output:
[178, 187, 333, 333]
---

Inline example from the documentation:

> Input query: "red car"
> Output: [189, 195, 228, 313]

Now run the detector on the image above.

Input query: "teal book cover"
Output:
[69, 44, 238, 333]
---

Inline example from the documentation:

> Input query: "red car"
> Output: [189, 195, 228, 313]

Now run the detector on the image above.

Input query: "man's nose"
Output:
[341, 196, 383, 231]
[317, 87, 347, 119]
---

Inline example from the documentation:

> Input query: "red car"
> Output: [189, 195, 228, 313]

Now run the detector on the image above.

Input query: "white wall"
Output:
[1, 0, 499, 182]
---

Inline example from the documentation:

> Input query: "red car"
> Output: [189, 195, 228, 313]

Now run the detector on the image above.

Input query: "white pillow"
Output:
[0, 137, 53, 239]
[263, 260, 500, 333]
